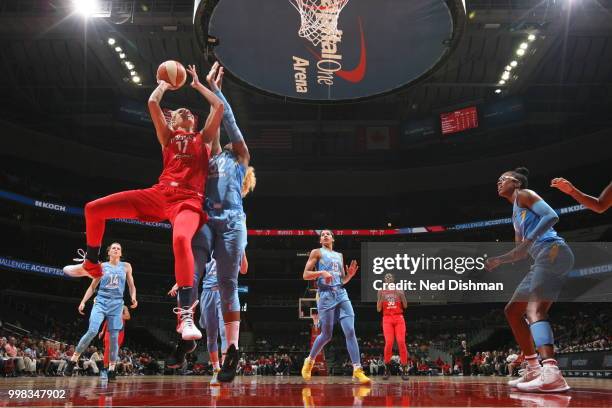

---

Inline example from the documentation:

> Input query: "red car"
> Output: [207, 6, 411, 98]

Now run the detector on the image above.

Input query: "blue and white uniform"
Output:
[512, 197, 574, 302]
[198, 258, 227, 353]
[192, 149, 247, 315]
[316, 248, 353, 320]
[308, 247, 361, 366]
[76, 262, 126, 356]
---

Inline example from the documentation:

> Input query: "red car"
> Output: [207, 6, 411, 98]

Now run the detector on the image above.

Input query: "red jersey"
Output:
[159, 129, 210, 193]
[381, 290, 404, 316]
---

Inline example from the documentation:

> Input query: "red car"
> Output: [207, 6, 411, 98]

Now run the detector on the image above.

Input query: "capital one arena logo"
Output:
[289, 0, 366, 93]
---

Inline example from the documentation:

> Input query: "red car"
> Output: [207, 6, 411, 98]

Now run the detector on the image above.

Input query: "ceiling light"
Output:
[107, 38, 115, 46]
[516, 48, 525, 56]
[495, 89, 501, 94]
[519, 42, 528, 50]
[498, 80, 506, 85]
[73, 0, 99, 17]
[115, 46, 122, 52]
[510, 60, 518, 67]
[132, 76, 141, 83]
[501, 71, 510, 80]
[528, 34, 536, 42]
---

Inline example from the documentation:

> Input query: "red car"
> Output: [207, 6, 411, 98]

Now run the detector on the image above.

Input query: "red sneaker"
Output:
[83, 259, 103, 278]
[63, 259, 102, 279]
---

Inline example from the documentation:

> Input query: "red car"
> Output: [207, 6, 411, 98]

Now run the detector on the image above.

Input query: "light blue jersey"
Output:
[205, 150, 246, 212]
[76, 261, 127, 354]
[98, 262, 127, 300]
[513, 198, 563, 255]
[202, 258, 218, 290]
[316, 247, 344, 290]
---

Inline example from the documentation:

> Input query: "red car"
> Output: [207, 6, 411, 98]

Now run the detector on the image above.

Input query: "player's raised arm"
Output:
[186, 64, 224, 144]
[207, 62, 250, 166]
[551, 178, 612, 214]
[148, 81, 174, 146]
[210, 105, 222, 156]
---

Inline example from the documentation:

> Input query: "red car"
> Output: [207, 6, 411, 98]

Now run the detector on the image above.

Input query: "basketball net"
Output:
[288, 0, 350, 46]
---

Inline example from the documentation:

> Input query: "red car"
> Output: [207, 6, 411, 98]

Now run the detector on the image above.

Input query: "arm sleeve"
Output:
[526, 200, 559, 241]
[213, 89, 244, 143]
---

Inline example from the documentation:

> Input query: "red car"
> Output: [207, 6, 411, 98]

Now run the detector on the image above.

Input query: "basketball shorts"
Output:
[91, 297, 124, 331]
[512, 241, 574, 302]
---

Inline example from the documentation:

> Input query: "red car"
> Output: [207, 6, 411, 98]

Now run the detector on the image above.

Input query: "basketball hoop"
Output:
[288, 0, 350, 46]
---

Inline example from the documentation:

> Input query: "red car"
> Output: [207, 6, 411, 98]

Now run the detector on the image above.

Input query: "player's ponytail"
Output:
[241, 166, 257, 197]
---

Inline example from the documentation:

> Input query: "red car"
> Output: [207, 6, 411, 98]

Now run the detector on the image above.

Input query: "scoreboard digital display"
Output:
[440, 106, 479, 135]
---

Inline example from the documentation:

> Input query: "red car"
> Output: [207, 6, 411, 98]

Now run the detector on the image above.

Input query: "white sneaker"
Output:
[508, 365, 541, 387]
[173, 302, 202, 341]
[63, 249, 102, 278]
[516, 364, 570, 393]
[210, 368, 220, 386]
[63, 263, 88, 277]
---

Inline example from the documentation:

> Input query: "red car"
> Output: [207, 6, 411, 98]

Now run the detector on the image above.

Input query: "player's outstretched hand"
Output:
[168, 284, 178, 297]
[345, 260, 359, 277]
[157, 79, 172, 90]
[186, 64, 201, 88]
[130, 298, 138, 309]
[551, 177, 575, 195]
[484, 257, 502, 272]
[206, 61, 224, 92]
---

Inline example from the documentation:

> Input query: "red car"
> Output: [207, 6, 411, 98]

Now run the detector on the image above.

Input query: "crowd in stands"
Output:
[237, 354, 295, 376]
[2, 299, 611, 378]
[0, 321, 162, 378]
[553, 310, 611, 353]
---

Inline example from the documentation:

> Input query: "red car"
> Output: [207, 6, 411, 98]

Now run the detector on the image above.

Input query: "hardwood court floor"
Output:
[2, 375, 611, 407]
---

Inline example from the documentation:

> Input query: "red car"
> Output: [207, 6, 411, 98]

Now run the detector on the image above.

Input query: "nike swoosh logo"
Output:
[306, 17, 367, 83]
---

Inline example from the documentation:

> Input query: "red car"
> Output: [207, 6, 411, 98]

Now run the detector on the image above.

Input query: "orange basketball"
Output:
[156, 60, 187, 90]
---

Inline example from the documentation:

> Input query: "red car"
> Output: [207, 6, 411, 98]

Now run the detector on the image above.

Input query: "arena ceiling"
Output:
[0, 0, 610, 128]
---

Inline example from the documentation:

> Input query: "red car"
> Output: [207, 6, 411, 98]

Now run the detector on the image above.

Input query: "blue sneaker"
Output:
[100, 369, 108, 380]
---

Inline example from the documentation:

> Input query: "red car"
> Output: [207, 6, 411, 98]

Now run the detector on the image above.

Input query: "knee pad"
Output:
[530, 320, 554, 347]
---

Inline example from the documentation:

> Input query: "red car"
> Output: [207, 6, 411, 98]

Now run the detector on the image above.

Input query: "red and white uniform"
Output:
[381, 291, 403, 317]
[85, 129, 211, 286]
[380, 290, 408, 365]
[159, 130, 209, 193]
